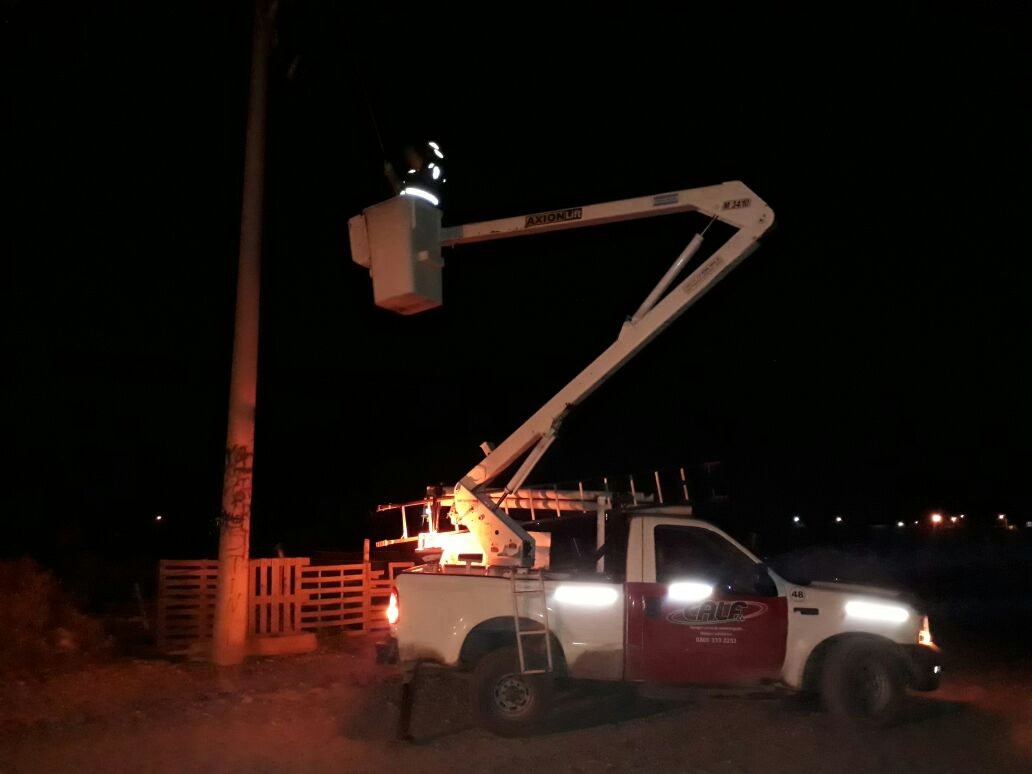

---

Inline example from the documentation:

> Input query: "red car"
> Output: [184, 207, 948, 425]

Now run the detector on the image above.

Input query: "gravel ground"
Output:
[1, 634, 1029, 774]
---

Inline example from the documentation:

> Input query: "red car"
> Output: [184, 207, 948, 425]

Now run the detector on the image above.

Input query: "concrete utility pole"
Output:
[212, 0, 270, 666]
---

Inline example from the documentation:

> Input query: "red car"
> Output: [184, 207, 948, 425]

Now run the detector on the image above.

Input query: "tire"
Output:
[471, 646, 554, 737]
[821, 638, 906, 726]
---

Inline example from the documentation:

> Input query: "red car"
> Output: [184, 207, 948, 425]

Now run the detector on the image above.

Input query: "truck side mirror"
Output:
[754, 564, 778, 598]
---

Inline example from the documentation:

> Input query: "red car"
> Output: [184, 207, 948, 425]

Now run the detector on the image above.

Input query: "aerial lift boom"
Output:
[349, 181, 774, 567]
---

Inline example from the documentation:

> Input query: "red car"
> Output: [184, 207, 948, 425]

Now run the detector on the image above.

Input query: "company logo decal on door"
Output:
[667, 600, 768, 626]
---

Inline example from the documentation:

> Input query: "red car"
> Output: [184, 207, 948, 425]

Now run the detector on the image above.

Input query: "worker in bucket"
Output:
[384, 140, 446, 207]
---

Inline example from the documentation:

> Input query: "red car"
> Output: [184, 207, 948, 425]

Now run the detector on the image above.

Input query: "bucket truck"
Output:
[347, 182, 941, 737]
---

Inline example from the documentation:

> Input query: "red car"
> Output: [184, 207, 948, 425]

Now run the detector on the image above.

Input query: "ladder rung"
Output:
[510, 568, 553, 676]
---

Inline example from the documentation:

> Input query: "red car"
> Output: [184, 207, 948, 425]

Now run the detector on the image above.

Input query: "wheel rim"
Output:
[492, 672, 532, 715]
[853, 657, 892, 715]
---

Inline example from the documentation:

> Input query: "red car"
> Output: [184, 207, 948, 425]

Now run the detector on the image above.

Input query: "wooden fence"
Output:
[250, 557, 309, 637]
[156, 557, 412, 653]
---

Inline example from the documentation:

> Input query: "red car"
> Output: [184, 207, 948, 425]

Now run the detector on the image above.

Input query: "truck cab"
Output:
[623, 510, 789, 686]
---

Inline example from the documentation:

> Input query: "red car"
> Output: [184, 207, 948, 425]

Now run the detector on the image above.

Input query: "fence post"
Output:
[156, 561, 166, 651]
[362, 539, 371, 634]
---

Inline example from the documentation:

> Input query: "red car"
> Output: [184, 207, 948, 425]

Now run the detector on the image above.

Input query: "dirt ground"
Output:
[1, 634, 1029, 774]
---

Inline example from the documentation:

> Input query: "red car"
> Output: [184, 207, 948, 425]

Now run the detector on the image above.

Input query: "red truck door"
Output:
[626, 524, 787, 685]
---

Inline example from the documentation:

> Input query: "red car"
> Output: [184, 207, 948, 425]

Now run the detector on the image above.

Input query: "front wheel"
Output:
[821, 638, 906, 726]
[471, 646, 554, 737]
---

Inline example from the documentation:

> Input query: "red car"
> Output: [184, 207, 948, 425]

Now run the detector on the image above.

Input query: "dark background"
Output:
[4, 3, 1029, 606]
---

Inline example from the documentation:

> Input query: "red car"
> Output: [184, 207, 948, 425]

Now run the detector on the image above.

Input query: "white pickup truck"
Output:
[381, 508, 942, 735]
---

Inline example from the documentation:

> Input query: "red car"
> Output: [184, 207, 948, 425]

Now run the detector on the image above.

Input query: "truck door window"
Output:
[655, 526, 768, 596]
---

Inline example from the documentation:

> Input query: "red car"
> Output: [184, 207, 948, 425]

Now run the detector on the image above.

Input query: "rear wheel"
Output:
[821, 638, 906, 726]
[472, 646, 553, 737]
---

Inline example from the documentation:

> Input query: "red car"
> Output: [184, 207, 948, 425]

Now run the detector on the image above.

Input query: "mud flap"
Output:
[396, 662, 420, 742]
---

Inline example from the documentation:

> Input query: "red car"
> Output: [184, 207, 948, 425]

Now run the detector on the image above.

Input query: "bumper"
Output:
[902, 643, 942, 691]
[376, 636, 399, 665]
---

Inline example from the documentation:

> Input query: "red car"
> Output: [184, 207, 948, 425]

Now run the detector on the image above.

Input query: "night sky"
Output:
[5, 3, 1029, 575]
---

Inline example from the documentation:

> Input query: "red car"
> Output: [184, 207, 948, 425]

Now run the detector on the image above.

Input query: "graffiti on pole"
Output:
[221, 444, 254, 529]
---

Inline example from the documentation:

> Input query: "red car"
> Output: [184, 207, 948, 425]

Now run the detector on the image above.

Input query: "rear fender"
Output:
[458, 616, 567, 674]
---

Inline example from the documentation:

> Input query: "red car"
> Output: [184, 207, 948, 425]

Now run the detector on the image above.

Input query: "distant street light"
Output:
[897, 521, 905, 528]
[950, 516, 958, 524]
[931, 513, 943, 525]
[834, 516, 843, 524]
[792, 516, 800, 523]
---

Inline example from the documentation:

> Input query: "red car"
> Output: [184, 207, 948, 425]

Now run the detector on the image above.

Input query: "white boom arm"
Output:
[350, 181, 773, 566]
[440, 181, 774, 567]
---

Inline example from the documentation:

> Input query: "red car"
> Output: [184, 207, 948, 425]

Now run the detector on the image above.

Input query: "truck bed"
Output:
[393, 567, 626, 680]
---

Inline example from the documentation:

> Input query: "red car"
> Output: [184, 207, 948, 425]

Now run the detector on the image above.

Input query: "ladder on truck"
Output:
[510, 569, 554, 674]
